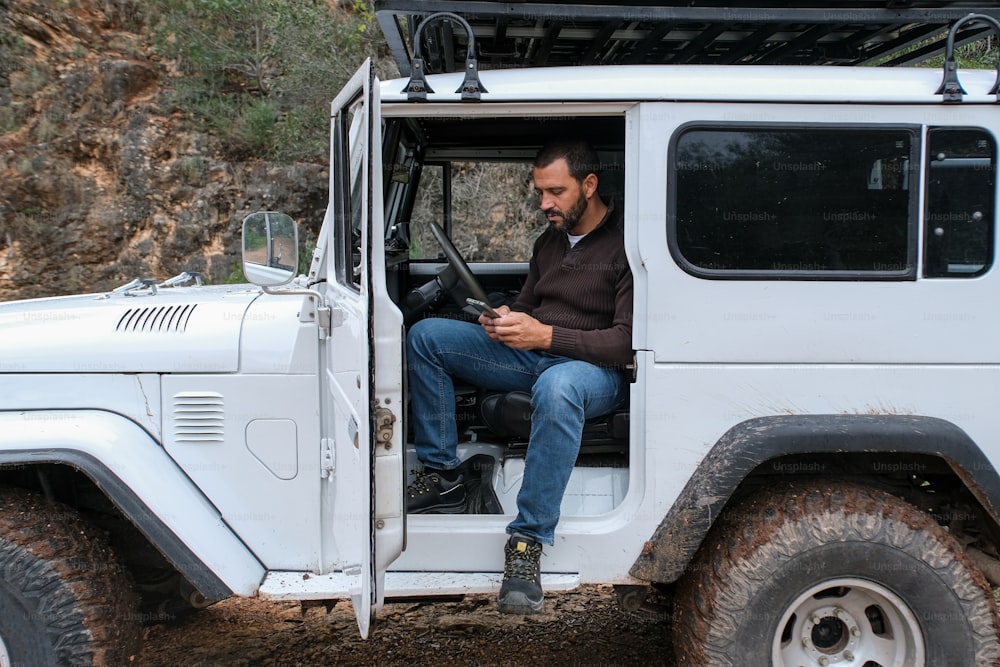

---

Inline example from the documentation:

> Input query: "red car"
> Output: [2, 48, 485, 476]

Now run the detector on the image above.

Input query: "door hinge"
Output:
[317, 306, 346, 340]
[320, 438, 335, 480]
[317, 305, 331, 337]
[315, 305, 344, 340]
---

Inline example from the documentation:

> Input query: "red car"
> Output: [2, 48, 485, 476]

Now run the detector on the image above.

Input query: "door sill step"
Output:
[259, 570, 580, 600]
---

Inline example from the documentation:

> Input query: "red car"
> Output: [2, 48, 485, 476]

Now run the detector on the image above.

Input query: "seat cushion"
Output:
[479, 391, 533, 439]
[478, 390, 628, 454]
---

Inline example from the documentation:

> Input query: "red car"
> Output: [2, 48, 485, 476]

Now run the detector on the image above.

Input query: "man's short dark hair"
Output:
[534, 138, 601, 183]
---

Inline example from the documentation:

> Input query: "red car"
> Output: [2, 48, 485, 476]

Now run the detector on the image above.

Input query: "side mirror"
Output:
[242, 212, 298, 287]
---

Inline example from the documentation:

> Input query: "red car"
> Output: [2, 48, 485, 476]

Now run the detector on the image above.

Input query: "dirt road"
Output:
[137, 585, 676, 666]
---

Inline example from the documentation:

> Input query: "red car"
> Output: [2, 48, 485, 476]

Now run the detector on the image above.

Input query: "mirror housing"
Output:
[242, 212, 298, 287]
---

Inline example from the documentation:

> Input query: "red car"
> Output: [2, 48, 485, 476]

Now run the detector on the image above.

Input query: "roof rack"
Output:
[374, 1, 1000, 75]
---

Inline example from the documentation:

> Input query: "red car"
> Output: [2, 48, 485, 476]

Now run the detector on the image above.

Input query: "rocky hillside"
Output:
[0, 0, 356, 301]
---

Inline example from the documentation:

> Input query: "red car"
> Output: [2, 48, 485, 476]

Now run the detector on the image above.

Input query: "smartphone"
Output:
[466, 297, 500, 318]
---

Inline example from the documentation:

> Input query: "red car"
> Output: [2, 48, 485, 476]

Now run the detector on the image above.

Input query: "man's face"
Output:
[533, 158, 588, 234]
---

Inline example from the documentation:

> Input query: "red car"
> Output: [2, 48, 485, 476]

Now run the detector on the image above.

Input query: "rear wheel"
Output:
[0, 487, 141, 666]
[673, 481, 1000, 666]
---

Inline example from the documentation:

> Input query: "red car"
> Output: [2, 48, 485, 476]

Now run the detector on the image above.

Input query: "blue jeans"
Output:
[407, 317, 627, 545]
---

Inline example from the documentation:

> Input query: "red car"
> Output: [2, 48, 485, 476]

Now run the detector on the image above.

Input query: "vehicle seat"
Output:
[478, 390, 629, 455]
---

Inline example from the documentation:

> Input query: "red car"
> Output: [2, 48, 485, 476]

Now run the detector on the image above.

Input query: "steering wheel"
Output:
[428, 222, 494, 308]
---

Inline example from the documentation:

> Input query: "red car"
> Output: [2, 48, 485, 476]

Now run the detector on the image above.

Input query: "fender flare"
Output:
[0, 410, 265, 599]
[630, 414, 1000, 583]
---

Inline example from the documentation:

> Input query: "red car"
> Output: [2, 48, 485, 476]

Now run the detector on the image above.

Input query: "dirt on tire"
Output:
[0, 487, 141, 666]
[672, 480, 1000, 666]
[136, 584, 675, 666]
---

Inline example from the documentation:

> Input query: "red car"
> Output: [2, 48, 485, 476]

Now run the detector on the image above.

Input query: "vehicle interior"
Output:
[381, 112, 632, 515]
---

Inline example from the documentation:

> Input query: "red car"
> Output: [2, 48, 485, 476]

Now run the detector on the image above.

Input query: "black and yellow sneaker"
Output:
[406, 466, 467, 514]
[497, 535, 544, 614]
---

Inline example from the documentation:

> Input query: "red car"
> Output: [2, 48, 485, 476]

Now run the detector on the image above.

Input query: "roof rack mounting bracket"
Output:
[937, 13, 1000, 104]
[402, 12, 488, 102]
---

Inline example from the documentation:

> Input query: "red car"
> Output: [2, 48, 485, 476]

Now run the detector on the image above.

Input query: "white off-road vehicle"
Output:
[4, 2, 1000, 664]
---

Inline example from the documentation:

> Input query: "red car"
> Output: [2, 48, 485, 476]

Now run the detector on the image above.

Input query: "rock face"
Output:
[0, 0, 329, 300]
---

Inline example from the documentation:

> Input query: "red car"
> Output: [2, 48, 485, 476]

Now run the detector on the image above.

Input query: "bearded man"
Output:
[405, 138, 634, 614]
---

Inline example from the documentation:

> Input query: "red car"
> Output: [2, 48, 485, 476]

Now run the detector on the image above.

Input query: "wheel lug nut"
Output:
[810, 615, 822, 625]
[818, 657, 829, 666]
[844, 650, 855, 661]
[851, 626, 860, 637]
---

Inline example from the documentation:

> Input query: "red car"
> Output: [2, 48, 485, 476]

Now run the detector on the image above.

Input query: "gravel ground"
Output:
[136, 584, 676, 666]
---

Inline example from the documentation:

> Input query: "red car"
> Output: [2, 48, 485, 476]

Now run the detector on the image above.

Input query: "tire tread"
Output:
[673, 480, 1000, 667]
[0, 487, 141, 666]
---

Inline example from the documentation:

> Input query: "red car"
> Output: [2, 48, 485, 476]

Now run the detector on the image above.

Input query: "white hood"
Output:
[0, 284, 262, 373]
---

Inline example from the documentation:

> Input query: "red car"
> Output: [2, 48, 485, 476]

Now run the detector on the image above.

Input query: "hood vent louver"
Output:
[172, 392, 225, 443]
[116, 304, 198, 333]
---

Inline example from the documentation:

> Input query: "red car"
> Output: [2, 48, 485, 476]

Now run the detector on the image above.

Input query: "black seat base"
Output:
[478, 390, 629, 456]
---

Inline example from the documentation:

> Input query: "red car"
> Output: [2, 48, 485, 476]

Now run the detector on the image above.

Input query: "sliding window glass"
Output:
[924, 128, 995, 278]
[671, 125, 917, 279]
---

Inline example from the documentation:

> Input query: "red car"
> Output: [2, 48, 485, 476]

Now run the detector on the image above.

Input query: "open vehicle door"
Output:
[323, 59, 404, 638]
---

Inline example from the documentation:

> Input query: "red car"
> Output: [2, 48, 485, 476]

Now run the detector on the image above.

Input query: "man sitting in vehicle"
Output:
[406, 138, 634, 614]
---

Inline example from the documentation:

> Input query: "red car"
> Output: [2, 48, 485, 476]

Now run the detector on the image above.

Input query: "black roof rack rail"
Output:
[936, 12, 1000, 101]
[374, 1, 1000, 75]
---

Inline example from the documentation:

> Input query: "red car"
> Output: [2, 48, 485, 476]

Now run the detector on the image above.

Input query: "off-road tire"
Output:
[673, 480, 1000, 666]
[0, 486, 141, 666]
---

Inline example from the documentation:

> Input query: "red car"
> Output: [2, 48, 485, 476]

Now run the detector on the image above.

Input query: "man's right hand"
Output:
[480, 305, 511, 337]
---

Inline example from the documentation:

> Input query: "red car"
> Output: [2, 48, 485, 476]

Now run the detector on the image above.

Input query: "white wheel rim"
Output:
[0, 634, 11, 667]
[772, 577, 925, 667]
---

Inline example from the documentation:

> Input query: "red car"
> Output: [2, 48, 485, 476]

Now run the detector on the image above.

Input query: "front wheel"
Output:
[0, 487, 141, 666]
[672, 481, 1000, 666]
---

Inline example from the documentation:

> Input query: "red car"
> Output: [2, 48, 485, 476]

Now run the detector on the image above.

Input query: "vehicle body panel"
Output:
[0, 285, 259, 373]
[0, 410, 265, 597]
[380, 65, 1000, 105]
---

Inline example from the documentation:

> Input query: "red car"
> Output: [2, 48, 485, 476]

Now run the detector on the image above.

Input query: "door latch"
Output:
[374, 406, 396, 449]
[320, 438, 335, 480]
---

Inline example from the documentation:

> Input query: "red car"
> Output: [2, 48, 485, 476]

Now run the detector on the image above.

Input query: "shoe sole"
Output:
[497, 591, 544, 614]
[408, 499, 466, 514]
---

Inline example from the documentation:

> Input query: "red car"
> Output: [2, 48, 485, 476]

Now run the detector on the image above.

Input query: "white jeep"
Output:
[4, 2, 1000, 665]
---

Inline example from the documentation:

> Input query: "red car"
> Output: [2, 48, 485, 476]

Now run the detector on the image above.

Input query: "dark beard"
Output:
[544, 191, 588, 234]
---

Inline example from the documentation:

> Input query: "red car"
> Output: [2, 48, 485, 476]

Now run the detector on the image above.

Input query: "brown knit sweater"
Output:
[512, 201, 634, 367]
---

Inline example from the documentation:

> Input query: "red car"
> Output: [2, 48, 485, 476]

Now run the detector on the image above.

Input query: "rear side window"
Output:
[924, 128, 995, 278]
[670, 125, 917, 279]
